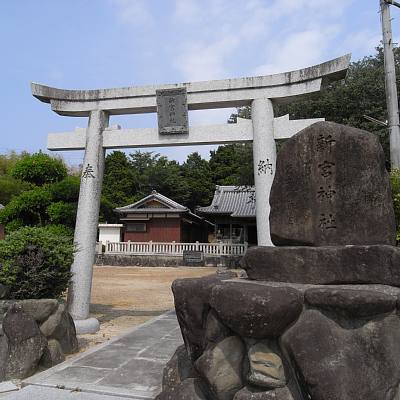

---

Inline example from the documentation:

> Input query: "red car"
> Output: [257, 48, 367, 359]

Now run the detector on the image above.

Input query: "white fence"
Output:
[104, 241, 248, 256]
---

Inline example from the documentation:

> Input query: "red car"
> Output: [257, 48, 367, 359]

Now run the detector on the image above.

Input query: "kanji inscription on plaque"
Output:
[156, 87, 189, 135]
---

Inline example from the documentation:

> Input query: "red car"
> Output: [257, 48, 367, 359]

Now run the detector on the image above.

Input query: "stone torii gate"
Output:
[31, 54, 350, 333]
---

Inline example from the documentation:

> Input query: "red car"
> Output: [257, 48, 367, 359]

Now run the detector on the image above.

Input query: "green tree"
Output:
[0, 151, 29, 176]
[103, 151, 140, 207]
[0, 186, 52, 227]
[0, 163, 80, 230]
[0, 175, 31, 205]
[129, 151, 189, 204]
[209, 143, 254, 186]
[49, 176, 80, 202]
[181, 152, 214, 210]
[11, 152, 67, 186]
[0, 151, 32, 205]
[47, 201, 77, 227]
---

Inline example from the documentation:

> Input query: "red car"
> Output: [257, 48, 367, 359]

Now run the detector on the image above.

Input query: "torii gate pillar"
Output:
[67, 110, 108, 333]
[252, 98, 275, 246]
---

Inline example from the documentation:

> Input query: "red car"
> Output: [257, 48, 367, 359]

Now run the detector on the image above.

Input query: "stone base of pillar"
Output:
[73, 317, 100, 334]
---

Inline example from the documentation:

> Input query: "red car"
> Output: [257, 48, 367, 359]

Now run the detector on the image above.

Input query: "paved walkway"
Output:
[4, 311, 182, 399]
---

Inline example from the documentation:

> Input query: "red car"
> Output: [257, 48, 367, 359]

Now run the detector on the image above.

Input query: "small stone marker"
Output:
[156, 87, 189, 135]
[183, 250, 204, 266]
[270, 121, 396, 246]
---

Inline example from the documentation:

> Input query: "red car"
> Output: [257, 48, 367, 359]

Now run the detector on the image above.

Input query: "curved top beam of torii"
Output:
[31, 54, 351, 117]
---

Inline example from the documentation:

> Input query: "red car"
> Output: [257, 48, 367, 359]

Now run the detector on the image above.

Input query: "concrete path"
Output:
[5, 311, 182, 400]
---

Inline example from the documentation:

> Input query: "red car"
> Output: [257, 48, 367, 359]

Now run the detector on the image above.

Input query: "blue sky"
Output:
[1, 0, 399, 166]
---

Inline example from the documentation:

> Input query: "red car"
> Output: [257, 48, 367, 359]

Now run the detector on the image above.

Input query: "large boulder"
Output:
[281, 309, 400, 400]
[3, 304, 47, 380]
[246, 341, 286, 389]
[305, 287, 396, 317]
[210, 281, 303, 338]
[269, 121, 396, 246]
[195, 336, 245, 400]
[39, 303, 78, 354]
[18, 299, 59, 323]
[205, 309, 232, 346]
[242, 245, 400, 286]
[40, 339, 66, 368]
[0, 299, 59, 324]
[172, 272, 236, 361]
[162, 344, 199, 392]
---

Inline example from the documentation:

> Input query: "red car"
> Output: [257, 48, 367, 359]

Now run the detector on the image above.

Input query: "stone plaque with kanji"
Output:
[156, 88, 189, 135]
[269, 121, 396, 246]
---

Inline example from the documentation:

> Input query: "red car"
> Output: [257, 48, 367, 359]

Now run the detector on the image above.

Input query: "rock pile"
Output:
[156, 122, 400, 400]
[0, 299, 78, 381]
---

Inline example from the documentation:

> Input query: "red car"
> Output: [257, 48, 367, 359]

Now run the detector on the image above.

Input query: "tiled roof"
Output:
[114, 190, 208, 222]
[115, 190, 187, 213]
[197, 186, 256, 218]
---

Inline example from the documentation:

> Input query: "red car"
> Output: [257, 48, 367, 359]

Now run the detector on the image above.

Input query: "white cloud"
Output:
[253, 27, 340, 75]
[174, 35, 240, 81]
[171, 0, 353, 83]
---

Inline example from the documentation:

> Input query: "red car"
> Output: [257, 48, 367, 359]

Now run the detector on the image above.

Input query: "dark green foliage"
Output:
[0, 226, 73, 299]
[49, 176, 80, 202]
[11, 152, 67, 186]
[47, 201, 77, 227]
[0, 175, 32, 205]
[102, 150, 190, 211]
[0, 186, 52, 227]
[181, 152, 214, 210]
[4, 219, 24, 233]
[102, 151, 139, 207]
[0, 172, 80, 230]
[209, 144, 254, 186]
[100, 195, 118, 223]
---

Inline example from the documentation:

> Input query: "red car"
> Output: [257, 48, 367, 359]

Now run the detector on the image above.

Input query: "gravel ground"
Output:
[75, 266, 217, 353]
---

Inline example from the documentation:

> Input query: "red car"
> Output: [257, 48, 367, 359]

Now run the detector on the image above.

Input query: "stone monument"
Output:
[157, 122, 400, 400]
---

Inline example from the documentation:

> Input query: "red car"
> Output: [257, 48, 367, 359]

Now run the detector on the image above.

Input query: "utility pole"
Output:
[380, 0, 400, 168]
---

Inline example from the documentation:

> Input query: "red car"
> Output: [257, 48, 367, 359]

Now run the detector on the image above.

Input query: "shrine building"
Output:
[115, 191, 212, 243]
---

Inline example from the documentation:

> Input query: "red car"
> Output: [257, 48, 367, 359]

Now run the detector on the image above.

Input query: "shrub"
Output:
[49, 176, 80, 202]
[0, 226, 73, 299]
[11, 152, 67, 186]
[47, 201, 77, 227]
[0, 187, 52, 226]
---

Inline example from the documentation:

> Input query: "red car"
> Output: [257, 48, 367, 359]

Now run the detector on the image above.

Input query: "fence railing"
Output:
[104, 241, 248, 256]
